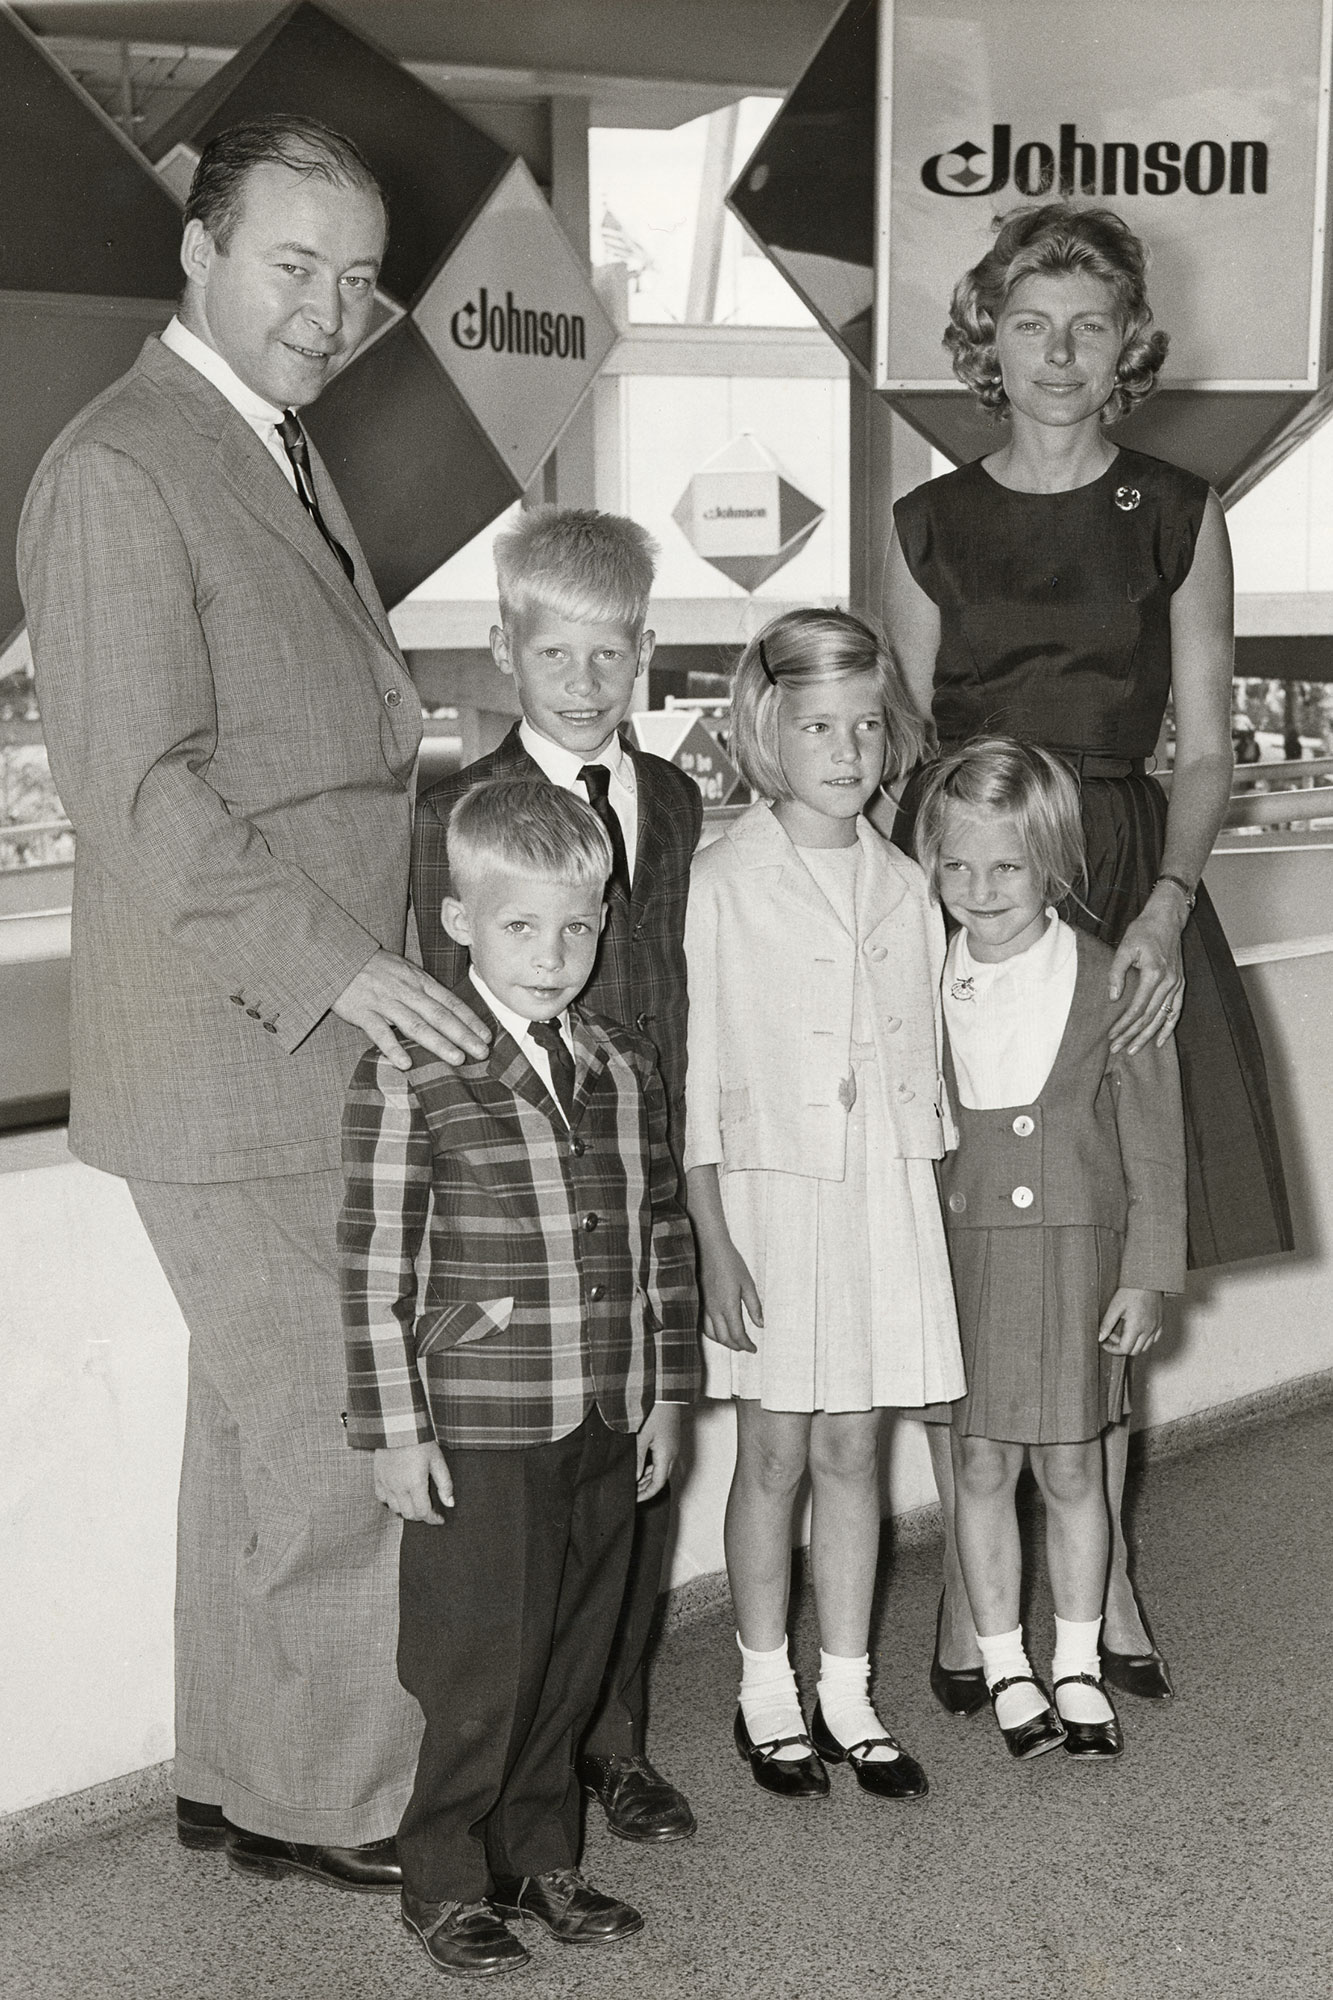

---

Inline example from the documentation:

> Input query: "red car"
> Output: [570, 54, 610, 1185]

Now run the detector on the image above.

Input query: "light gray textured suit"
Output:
[18, 335, 424, 1842]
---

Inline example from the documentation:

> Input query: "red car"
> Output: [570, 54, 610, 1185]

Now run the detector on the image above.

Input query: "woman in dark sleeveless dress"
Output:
[886, 205, 1293, 1709]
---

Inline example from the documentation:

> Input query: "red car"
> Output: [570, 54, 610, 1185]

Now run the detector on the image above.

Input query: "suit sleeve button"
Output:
[948, 1192, 967, 1213]
[384, 687, 402, 707]
[230, 993, 245, 1006]
[263, 1020, 278, 1033]
[1012, 1114, 1035, 1137]
[1011, 1185, 1034, 1209]
[245, 1007, 261, 1019]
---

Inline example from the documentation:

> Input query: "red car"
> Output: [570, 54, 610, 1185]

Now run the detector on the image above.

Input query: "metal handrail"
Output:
[0, 819, 72, 842]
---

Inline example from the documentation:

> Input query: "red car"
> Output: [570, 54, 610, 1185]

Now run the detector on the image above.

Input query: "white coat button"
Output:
[866, 943, 888, 962]
[1011, 1185, 1034, 1209]
[896, 1084, 915, 1102]
[885, 1016, 902, 1033]
[1012, 1115, 1035, 1137]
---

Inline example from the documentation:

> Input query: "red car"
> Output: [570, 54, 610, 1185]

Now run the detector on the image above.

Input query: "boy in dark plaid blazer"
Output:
[341, 780, 698, 1979]
[410, 508, 703, 1846]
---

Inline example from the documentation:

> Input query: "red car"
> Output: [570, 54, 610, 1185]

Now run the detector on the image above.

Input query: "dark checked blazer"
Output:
[339, 990, 699, 1452]
[412, 726, 703, 1157]
[939, 931, 1187, 1294]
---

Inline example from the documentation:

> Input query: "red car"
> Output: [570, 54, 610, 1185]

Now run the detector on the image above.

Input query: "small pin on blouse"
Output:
[950, 976, 976, 1002]
[1113, 486, 1141, 512]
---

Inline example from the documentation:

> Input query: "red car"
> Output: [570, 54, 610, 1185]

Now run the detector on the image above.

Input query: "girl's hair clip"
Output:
[758, 638, 778, 687]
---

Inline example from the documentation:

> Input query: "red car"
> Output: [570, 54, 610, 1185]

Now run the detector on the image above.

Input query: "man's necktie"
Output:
[578, 763, 630, 898]
[527, 1018, 576, 1123]
[277, 411, 355, 581]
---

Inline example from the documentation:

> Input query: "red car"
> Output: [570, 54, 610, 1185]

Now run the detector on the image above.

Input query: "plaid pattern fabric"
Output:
[339, 996, 699, 1451]
[412, 728, 702, 1153]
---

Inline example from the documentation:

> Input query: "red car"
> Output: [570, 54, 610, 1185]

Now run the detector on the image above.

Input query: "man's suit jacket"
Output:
[683, 801, 953, 1181]
[939, 930, 1187, 1294]
[339, 995, 699, 1452]
[412, 727, 702, 1151]
[18, 336, 422, 1181]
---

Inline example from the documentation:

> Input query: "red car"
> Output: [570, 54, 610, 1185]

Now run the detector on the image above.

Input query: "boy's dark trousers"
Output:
[396, 1409, 637, 1904]
[581, 1487, 671, 1759]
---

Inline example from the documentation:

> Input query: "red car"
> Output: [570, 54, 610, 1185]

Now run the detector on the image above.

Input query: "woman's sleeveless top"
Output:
[893, 447, 1210, 759]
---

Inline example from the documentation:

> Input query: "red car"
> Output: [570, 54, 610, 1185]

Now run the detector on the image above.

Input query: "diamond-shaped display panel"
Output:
[413, 160, 618, 487]
[672, 433, 825, 593]
[0, 9, 184, 643]
[727, 0, 878, 374]
[149, 0, 510, 308]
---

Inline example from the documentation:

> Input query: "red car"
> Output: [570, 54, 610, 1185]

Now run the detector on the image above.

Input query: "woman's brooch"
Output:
[950, 975, 976, 1002]
[1113, 486, 1141, 512]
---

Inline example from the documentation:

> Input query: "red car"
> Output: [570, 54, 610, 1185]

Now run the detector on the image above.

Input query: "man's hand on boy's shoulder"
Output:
[635, 1403, 683, 1502]
[333, 949, 490, 1073]
[373, 1440, 455, 1522]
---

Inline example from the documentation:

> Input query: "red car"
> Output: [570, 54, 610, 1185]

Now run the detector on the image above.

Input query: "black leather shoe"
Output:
[225, 1824, 402, 1893]
[809, 1702, 928, 1799]
[176, 1797, 227, 1851]
[1055, 1674, 1124, 1758]
[929, 1593, 989, 1718]
[1101, 1644, 1174, 1702]
[401, 1893, 530, 1977]
[989, 1674, 1067, 1761]
[578, 1750, 696, 1843]
[490, 1868, 643, 1946]
[733, 1706, 829, 1798]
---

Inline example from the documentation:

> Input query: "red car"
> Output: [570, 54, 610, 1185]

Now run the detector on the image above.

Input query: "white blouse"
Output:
[943, 913, 1078, 1110]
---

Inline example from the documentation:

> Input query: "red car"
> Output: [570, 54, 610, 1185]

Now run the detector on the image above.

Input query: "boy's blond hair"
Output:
[493, 506, 658, 628]
[446, 778, 613, 896]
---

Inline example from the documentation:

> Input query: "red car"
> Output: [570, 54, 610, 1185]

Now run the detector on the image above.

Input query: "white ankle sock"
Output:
[976, 1627, 1048, 1730]
[816, 1650, 899, 1763]
[737, 1635, 808, 1761]
[1052, 1616, 1114, 1725]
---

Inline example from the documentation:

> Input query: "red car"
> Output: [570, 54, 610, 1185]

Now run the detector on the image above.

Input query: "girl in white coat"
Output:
[685, 609, 964, 1800]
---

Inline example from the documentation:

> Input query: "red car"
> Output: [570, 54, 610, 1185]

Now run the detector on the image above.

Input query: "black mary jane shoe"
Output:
[733, 1707, 829, 1798]
[809, 1702, 928, 1800]
[1054, 1674, 1124, 1759]
[988, 1674, 1067, 1761]
[929, 1593, 989, 1718]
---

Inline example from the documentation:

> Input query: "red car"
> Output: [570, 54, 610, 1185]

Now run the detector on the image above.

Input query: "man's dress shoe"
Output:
[929, 1595, 989, 1718]
[1100, 1643, 1174, 1702]
[225, 1823, 402, 1893]
[578, 1750, 696, 1842]
[1055, 1673, 1125, 1758]
[489, 1868, 643, 1946]
[401, 1893, 529, 1977]
[988, 1674, 1067, 1761]
[808, 1702, 929, 1799]
[175, 1797, 227, 1851]
[733, 1707, 829, 1798]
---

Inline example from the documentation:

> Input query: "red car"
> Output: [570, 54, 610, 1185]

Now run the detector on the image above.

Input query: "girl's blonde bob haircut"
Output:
[729, 608, 926, 802]
[494, 505, 658, 628]
[913, 737, 1087, 906]
[446, 777, 613, 896]
[945, 204, 1169, 425]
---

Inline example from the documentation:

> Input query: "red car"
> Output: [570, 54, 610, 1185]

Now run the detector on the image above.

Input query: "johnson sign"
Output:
[922, 125, 1270, 201]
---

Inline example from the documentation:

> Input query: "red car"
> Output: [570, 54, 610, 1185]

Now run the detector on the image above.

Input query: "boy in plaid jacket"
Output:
[340, 779, 698, 1979]
[411, 507, 703, 1846]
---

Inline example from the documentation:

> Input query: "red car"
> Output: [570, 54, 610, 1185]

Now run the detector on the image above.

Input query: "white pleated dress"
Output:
[704, 843, 964, 1414]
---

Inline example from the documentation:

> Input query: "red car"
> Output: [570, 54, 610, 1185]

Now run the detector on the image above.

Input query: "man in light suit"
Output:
[18, 116, 488, 1891]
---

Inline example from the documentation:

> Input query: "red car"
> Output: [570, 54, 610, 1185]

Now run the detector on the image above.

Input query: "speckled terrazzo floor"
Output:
[3, 1400, 1332, 2000]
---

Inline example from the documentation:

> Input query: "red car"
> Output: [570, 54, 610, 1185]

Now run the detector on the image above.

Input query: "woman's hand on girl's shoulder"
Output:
[1108, 895, 1186, 1053]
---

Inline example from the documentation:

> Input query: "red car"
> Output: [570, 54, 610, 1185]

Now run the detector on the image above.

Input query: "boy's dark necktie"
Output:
[277, 411, 355, 581]
[578, 763, 630, 897]
[527, 1018, 576, 1123]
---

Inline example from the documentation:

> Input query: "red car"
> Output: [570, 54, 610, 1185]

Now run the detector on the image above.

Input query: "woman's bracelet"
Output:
[1155, 872, 1197, 913]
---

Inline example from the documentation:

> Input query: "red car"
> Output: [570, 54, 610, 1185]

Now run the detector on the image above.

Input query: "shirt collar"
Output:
[519, 718, 635, 794]
[468, 968, 569, 1054]
[161, 316, 286, 431]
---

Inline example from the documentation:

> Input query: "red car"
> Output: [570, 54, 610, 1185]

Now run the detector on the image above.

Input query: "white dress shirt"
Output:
[470, 970, 574, 1125]
[943, 912, 1078, 1110]
[160, 316, 297, 490]
[518, 719, 638, 885]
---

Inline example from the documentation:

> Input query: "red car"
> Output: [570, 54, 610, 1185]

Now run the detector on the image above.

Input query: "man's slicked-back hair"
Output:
[446, 778, 613, 898]
[184, 114, 386, 252]
[913, 736, 1087, 906]
[494, 506, 658, 628]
